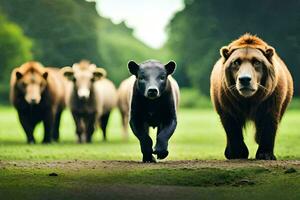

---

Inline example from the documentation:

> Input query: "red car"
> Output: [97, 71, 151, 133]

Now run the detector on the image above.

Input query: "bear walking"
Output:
[210, 34, 293, 160]
[119, 60, 180, 162]
[10, 61, 66, 143]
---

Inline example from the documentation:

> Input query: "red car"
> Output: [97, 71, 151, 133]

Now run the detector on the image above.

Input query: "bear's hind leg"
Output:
[121, 111, 129, 141]
[85, 113, 96, 143]
[52, 108, 63, 142]
[42, 111, 54, 144]
[99, 112, 111, 142]
[72, 112, 85, 143]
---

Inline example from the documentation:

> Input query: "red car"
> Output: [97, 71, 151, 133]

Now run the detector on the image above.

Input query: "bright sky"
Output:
[95, 0, 184, 49]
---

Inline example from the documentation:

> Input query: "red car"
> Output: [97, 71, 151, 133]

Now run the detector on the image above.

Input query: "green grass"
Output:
[0, 106, 300, 200]
[0, 107, 299, 160]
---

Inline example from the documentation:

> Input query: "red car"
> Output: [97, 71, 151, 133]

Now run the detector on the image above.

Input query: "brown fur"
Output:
[10, 61, 66, 143]
[117, 76, 135, 140]
[62, 61, 117, 143]
[210, 34, 293, 160]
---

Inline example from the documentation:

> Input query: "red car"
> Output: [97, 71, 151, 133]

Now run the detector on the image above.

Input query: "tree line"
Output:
[0, 0, 167, 102]
[167, 0, 300, 96]
[0, 0, 299, 103]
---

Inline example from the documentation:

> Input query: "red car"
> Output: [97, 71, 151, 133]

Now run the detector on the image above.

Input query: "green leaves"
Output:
[166, 0, 300, 96]
[0, 0, 166, 102]
[0, 14, 33, 102]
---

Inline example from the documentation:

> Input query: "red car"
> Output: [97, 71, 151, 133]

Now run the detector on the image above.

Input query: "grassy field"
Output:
[0, 106, 299, 200]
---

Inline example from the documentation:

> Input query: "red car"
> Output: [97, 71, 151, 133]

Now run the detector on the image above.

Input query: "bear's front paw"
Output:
[256, 152, 276, 160]
[27, 138, 35, 144]
[225, 144, 249, 159]
[142, 154, 156, 163]
[153, 150, 169, 159]
[42, 139, 51, 144]
[52, 139, 59, 143]
[154, 140, 169, 160]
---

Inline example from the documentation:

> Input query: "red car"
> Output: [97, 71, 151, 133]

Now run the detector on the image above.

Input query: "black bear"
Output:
[124, 60, 180, 163]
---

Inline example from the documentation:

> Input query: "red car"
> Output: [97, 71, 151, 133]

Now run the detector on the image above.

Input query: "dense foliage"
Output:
[97, 18, 169, 84]
[0, 13, 33, 102]
[0, 0, 102, 66]
[0, 0, 299, 103]
[167, 0, 300, 95]
[0, 0, 166, 102]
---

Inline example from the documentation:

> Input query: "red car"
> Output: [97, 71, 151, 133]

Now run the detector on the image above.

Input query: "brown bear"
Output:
[210, 33, 293, 160]
[10, 61, 66, 143]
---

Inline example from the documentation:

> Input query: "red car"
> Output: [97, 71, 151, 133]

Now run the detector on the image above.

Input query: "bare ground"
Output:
[1, 159, 300, 170]
[1, 160, 300, 200]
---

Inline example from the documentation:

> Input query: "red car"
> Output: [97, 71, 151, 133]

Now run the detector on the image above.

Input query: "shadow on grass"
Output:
[1, 165, 271, 187]
[0, 139, 134, 146]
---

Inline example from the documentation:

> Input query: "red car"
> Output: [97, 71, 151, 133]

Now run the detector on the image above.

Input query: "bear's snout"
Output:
[146, 87, 159, 99]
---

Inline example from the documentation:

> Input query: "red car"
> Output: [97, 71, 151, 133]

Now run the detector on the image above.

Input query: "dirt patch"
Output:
[1, 160, 300, 200]
[1, 159, 299, 170]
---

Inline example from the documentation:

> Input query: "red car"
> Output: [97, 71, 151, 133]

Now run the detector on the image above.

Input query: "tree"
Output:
[0, 0, 102, 66]
[0, 13, 33, 102]
[0, 0, 167, 87]
[167, 0, 300, 95]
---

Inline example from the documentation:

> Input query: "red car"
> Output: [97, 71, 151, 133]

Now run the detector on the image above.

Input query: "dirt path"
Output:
[1, 160, 300, 200]
[1, 159, 300, 170]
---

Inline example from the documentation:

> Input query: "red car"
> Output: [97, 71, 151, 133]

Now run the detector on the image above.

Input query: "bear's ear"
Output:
[93, 67, 107, 81]
[165, 60, 176, 75]
[61, 66, 74, 81]
[15, 71, 23, 80]
[89, 63, 97, 70]
[128, 60, 140, 76]
[264, 46, 275, 62]
[42, 71, 48, 80]
[220, 46, 230, 60]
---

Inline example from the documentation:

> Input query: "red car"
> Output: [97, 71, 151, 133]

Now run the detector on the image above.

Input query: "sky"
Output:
[95, 0, 184, 49]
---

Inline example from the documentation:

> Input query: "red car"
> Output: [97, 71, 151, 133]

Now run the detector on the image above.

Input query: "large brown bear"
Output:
[210, 34, 293, 160]
[10, 61, 66, 143]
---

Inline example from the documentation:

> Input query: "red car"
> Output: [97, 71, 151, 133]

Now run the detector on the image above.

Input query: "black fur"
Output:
[70, 84, 110, 143]
[70, 85, 96, 143]
[128, 60, 178, 163]
[13, 85, 63, 144]
[100, 111, 111, 141]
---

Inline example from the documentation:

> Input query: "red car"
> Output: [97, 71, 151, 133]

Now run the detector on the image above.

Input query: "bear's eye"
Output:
[252, 59, 261, 67]
[139, 75, 145, 81]
[232, 59, 241, 66]
[159, 75, 166, 80]
[40, 82, 46, 89]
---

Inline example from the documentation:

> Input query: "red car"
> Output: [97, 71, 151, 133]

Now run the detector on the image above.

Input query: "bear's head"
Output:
[14, 62, 48, 105]
[220, 34, 277, 98]
[128, 60, 176, 99]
